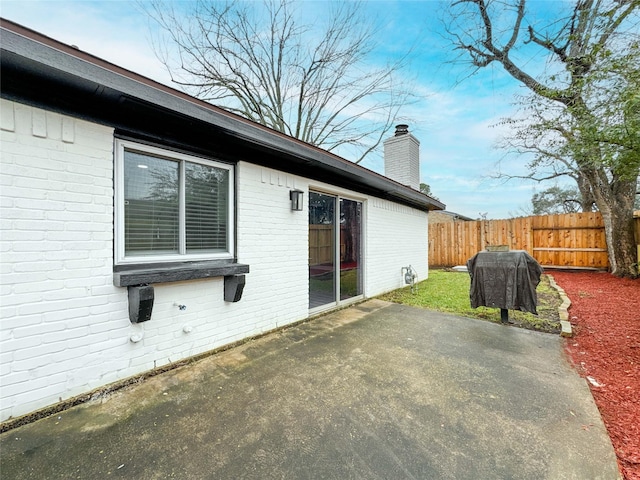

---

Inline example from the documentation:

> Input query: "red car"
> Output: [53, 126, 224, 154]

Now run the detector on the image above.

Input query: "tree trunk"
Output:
[575, 173, 595, 212]
[587, 170, 638, 277]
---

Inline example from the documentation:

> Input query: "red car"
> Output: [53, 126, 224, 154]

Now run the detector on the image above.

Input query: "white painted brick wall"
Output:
[0, 100, 429, 423]
[365, 198, 429, 296]
[235, 162, 309, 331]
[1, 100, 121, 421]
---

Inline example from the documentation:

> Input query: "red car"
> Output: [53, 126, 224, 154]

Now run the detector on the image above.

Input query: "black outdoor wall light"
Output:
[290, 189, 304, 211]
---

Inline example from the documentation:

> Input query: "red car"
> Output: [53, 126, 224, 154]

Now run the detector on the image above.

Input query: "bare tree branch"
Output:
[142, 0, 414, 163]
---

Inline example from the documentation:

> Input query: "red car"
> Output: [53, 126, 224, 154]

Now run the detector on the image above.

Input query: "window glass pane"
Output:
[124, 151, 179, 255]
[185, 163, 229, 253]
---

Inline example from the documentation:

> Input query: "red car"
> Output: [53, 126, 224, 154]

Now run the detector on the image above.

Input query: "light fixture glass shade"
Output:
[290, 189, 304, 211]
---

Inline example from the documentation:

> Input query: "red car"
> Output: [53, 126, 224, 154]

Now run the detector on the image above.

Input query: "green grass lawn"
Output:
[378, 269, 562, 333]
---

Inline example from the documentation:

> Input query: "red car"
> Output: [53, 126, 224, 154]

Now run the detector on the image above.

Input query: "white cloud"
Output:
[2, 1, 172, 85]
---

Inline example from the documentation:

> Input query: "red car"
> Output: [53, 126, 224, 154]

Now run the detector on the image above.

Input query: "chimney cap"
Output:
[394, 124, 409, 136]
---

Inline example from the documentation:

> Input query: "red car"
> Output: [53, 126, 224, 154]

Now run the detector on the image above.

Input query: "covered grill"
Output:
[466, 250, 543, 322]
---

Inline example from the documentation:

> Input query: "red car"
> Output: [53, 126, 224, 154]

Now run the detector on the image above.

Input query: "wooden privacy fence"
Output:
[429, 212, 640, 270]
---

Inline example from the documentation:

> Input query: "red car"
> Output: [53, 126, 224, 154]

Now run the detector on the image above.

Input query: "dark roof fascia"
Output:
[0, 19, 445, 211]
[440, 211, 475, 221]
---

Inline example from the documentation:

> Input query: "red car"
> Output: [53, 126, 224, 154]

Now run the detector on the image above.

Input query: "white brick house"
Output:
[0, 19, 444, 424]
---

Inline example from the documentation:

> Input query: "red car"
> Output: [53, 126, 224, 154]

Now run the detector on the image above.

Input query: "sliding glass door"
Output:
[309, 192, 362, 310]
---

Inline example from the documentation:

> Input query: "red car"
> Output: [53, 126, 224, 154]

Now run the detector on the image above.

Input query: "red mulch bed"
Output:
[551, 271, 640, 480]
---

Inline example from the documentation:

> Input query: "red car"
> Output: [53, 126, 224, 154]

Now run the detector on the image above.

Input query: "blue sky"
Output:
[0, 0, 569, 219]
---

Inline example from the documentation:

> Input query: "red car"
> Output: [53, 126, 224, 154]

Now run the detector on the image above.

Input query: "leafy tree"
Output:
[447, 0, 640, 277]
[143, 0, 413, 163]
[420, 182, 440, 201]
[531, 185, 588, 215]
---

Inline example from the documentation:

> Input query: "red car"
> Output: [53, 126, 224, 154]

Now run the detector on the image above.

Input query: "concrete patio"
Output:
[0, 300, 620, 479]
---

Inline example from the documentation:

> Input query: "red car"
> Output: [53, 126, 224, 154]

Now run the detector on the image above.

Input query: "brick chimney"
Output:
[383, 124, 420, 190]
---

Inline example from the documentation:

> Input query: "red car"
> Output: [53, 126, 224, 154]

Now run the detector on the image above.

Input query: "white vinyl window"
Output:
[115, 140, 234, 264]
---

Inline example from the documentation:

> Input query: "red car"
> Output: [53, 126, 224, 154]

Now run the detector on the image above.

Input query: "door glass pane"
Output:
[124, 151, 179, 255]
[309, 192, 335, 309]
[340, 198, 362, 300]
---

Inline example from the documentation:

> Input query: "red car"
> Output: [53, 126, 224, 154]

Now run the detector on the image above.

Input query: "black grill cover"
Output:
[466, 250, 543, 314]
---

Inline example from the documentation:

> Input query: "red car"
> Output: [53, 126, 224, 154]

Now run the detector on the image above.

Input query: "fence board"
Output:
[428, 212, 640, 270]
[309, 224, 333, 266]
